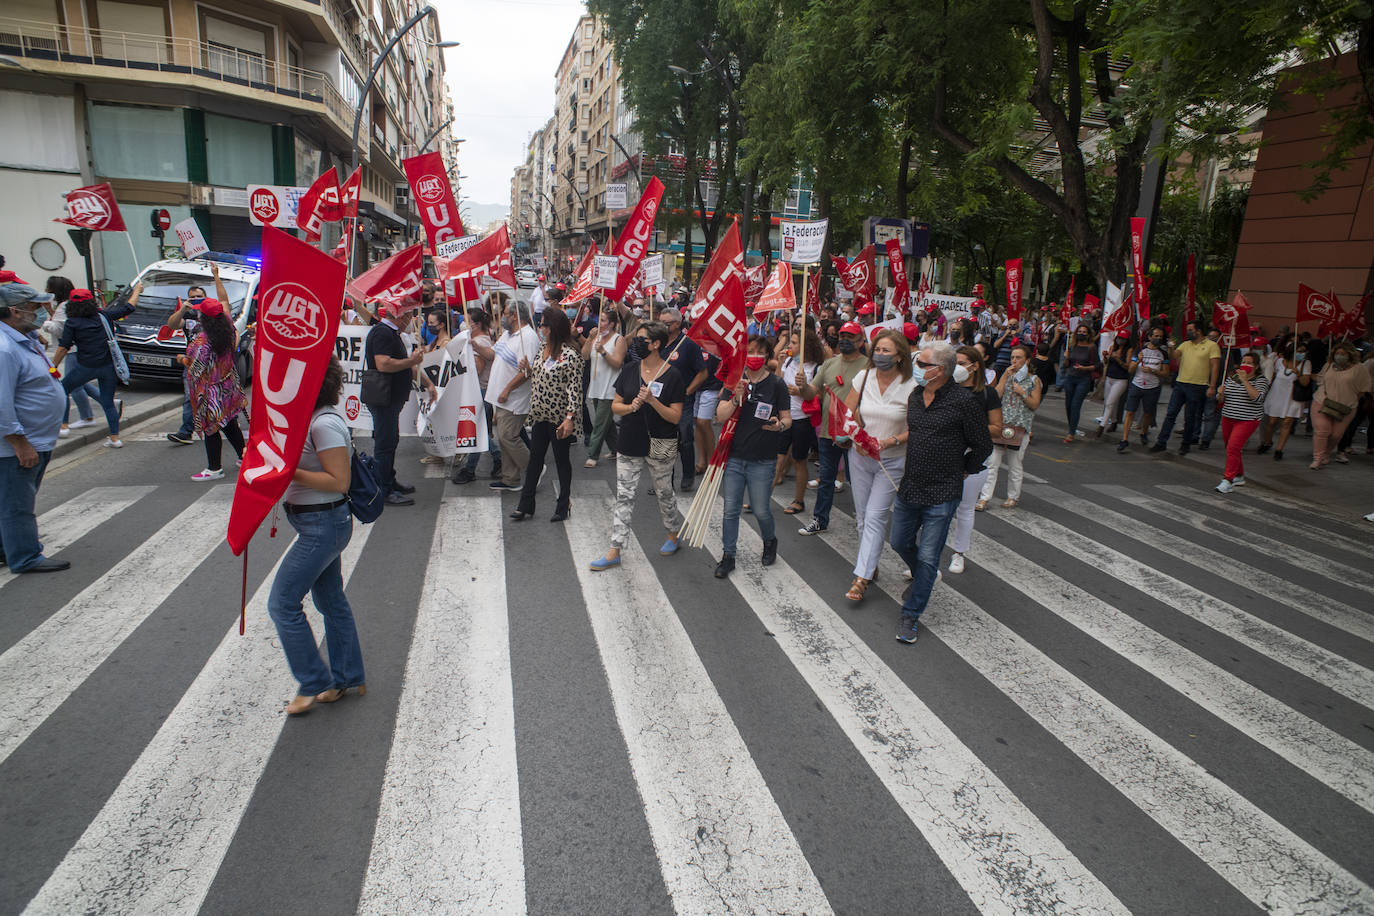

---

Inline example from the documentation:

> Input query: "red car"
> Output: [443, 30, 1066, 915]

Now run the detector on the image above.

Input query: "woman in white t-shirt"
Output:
[269, 357, 366, 716]
[777, 325, 825, 513]
[1256, 341, 1310, 461]
[582, 306, 627, 467]
[842, 329, 918, 602]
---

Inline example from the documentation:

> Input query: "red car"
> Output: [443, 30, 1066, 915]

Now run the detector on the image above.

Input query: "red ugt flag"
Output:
[346, 243, 424, 308]
[1005, 258, 1024, 321]
[607, 176, 665, 301]
[1296, 283, 1342, 330]
[687, 220, 747, 364]
[1212, 292, 1253, 348]
[831, 245, 876, 300]
[1130, 217, 1149, 318]
[825, 388, 882, 460]
[446, 225, 517, 289]
[297, 167, 341, 242]
[562, 242, 600, 304]
[56, 183, 126, 231]
[227, 226, 346, 555]
[1340, 294, 1368, 339]
[885, 238, 910, 315]
[403, 151, 466, 250]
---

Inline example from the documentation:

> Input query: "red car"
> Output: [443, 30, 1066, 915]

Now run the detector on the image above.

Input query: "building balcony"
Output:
[0, 16, 363, 155]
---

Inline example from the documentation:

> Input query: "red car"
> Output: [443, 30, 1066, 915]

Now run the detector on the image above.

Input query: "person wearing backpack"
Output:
[269, 356, 366, 716]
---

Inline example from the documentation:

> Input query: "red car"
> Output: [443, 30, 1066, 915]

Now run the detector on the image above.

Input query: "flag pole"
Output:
[123, 231, 141, 274]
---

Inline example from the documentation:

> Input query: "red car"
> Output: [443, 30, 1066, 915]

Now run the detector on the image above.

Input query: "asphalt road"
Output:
[1, 383, 1372, 916]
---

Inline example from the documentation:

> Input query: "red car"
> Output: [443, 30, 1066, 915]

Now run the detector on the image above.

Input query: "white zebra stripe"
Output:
[564, 492, 832, 915]
[819, 504, 1374, 913]
[1002, 510, 1374, 708]
[1157, 484, 1374, 562]
[23, 522, 372, 915]
[358, 493, 526, 915]
[1048, 485, 1374, 643]
[0, 486, 234, 766]
[711, 509, 1127, 915]
[964, 528, 1374, 815]
[0, 485, 153, 589]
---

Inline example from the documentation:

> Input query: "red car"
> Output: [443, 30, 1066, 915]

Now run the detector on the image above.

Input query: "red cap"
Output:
[555, 282, 567, 291]
[839, 321, 863, 336]
[197, 297, 225, 318]
[538, 274, 545, 281]
[1116, 331, 1130, 339]
[857, 302, 875, 315]
[902, 322, 919, 343]
[69, 288, 96, 303]
[0, 270, 27, 284]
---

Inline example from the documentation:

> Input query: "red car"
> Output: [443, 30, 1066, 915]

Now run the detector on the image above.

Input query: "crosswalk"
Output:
[2, 453, 1372, 915]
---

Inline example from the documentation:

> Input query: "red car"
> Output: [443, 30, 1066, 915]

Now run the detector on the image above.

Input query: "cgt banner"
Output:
[403, 152, 466, 250]
[227, 226, 346, 555]
[415, 336, 489, 456]
[334, 325, 421, 433]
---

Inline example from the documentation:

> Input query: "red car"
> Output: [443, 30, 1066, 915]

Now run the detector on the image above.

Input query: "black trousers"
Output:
[677, 391, 697, 481]
[518, 420, 572, 514]
[368, 400, 403, 492]
[205, 415, 246, 471]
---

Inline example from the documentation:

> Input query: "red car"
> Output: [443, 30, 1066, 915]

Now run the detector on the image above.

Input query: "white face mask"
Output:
[952, 363, 971, 384]
[1014, 364, 1029, 382]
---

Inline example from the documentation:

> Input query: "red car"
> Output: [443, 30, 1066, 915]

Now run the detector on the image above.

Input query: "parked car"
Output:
[515, 267, 539, 289]
[112, 254, 259, 382]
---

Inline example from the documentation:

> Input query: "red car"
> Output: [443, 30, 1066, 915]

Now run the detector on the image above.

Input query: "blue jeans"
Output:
[1062, 374, 1094, 434]
[177, 378, 194, 437]
[678, 391, 697, 479]
[1155, 382, 1207, 448]
[812, 436, 847, 529]
[61, 362, 119, 435]
[0, 451, 53, 571]
[888, 496, 959, 625]
[1201, 394, 1221, 444]
[65, 353, 97, 421]
[267, 502, 364, 695]
[720, 457, 776, 557]
[368, 400, 404, 492]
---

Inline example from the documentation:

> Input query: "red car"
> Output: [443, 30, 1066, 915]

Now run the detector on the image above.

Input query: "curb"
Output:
[53, 393, 183, 459]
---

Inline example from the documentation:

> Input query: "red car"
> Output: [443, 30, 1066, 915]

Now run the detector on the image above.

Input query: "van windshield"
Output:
[115, 270, 250, 323]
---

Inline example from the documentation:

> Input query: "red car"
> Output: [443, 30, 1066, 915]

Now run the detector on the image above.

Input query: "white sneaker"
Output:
[1232, 475, 1246, 486]
[1364, 511, 1374, 522]
[807, 478, 819, 489]
[191, 469, 224, 481]
[69, 418, 97, 429]
[102, 437, 123, 449]
[58, 427, 71, 438]
[948, 553, 965, 574]
[1215, 479, 1234, 494]
[903, 568, 913, 580]
[835, 481, 846, 492]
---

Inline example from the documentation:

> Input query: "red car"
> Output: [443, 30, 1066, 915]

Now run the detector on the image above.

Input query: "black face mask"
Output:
[1151, 337, 1163, 346]
[629, 338, 650, 359]
[837, 339, 857, 354]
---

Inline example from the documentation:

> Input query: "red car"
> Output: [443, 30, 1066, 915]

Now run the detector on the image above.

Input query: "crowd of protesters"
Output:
[2, 257, 1372, 709]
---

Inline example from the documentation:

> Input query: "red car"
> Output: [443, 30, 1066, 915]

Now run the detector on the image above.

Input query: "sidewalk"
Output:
[54, 381, 182, 459]
[1031, 384, 1374, 522]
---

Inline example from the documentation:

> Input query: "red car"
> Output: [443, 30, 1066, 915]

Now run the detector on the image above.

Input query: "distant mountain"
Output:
[462, 202, 508, 229]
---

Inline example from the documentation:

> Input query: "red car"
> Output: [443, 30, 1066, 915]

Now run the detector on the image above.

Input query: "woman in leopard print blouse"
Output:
[512, 307, 586, 522]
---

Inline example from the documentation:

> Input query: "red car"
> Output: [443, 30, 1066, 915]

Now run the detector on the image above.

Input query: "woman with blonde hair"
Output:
[841, 329, 917, 602]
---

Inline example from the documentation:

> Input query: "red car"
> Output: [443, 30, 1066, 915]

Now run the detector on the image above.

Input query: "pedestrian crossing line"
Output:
[0, 485, 154, 589]
[1044, 486, 1374, 645]
[358, 491, 526, 916]
[708, 517, 1128, 915]
[1002, 509, 1374, 710]
[421, 460, 451, 478]
[563, 493, 833, 916]
[1157, 484, 1374, 560]
[22, 525, 372, 916]
[1117, 486, 1374, 590]
[0, 486, 235, 767]
[963, 528, 1374, 817]
[815, 504, 1374, 912]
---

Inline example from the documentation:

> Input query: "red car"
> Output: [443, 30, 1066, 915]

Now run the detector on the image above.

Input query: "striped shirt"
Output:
[1220, 372, 1269, 421]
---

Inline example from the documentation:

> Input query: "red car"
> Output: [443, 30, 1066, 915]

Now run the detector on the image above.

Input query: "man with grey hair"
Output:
[889, 340, 992, 644]
[486, 299, 542, 491]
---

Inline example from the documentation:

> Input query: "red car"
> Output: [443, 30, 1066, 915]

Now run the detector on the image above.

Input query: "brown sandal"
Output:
[783, 500, 806, 515]
[845, 576, 869, 602]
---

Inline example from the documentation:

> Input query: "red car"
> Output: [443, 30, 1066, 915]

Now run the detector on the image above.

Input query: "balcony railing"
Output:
[0, 17, 357, 144]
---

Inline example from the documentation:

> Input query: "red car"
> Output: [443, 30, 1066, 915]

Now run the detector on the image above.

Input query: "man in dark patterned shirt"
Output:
[890, 341, 994, 644]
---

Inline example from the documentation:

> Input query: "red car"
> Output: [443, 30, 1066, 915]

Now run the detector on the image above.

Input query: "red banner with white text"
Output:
[885, 238, 910, 316]
[227, 226, 346, 555]
[1005, 258, 1023, 321]
[403, 152, 465, 252]
[346, 243, 424, 309]
[297, 167, 341, 242]
[1130, 217, 1149, 318]
[687, 220, 747, 366]
[445, 225, 517, 289]
[831, 245, 876, 301]
[751, 262, 797, 314]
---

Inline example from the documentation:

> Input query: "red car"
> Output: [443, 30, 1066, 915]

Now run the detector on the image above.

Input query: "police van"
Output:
[112, 253, 259, 382]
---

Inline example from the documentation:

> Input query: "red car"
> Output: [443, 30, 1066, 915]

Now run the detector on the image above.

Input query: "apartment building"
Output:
[0, 0, 456, 288]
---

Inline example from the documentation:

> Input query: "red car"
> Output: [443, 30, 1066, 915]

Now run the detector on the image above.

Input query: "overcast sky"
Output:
[433, 0, 587, 210]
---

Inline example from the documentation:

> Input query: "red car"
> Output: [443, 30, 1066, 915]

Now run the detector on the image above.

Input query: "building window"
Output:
[201, 12, 274, 85]
[205, 112, 274, 187]
[93, 0, 169, 64]
[88, 102, 187, 182]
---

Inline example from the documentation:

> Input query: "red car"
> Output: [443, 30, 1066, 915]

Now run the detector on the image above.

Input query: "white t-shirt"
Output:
[284, 409, 351, 505]
[1133, 345, 1166, 390]
[780, 355, 818, 416]
[588, 331, 622, 400]
[530, 285, 547, 317]
[485, 324, 541, 414]
[852, 368, 918, 458]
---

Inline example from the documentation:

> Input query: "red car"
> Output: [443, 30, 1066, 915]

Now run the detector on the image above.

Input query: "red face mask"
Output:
[745, 355, 767, 371]
[1237, 364, 1254, 375]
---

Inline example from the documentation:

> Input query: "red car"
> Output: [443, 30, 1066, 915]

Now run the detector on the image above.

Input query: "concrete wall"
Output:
[1229, 53, 1374, 337]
